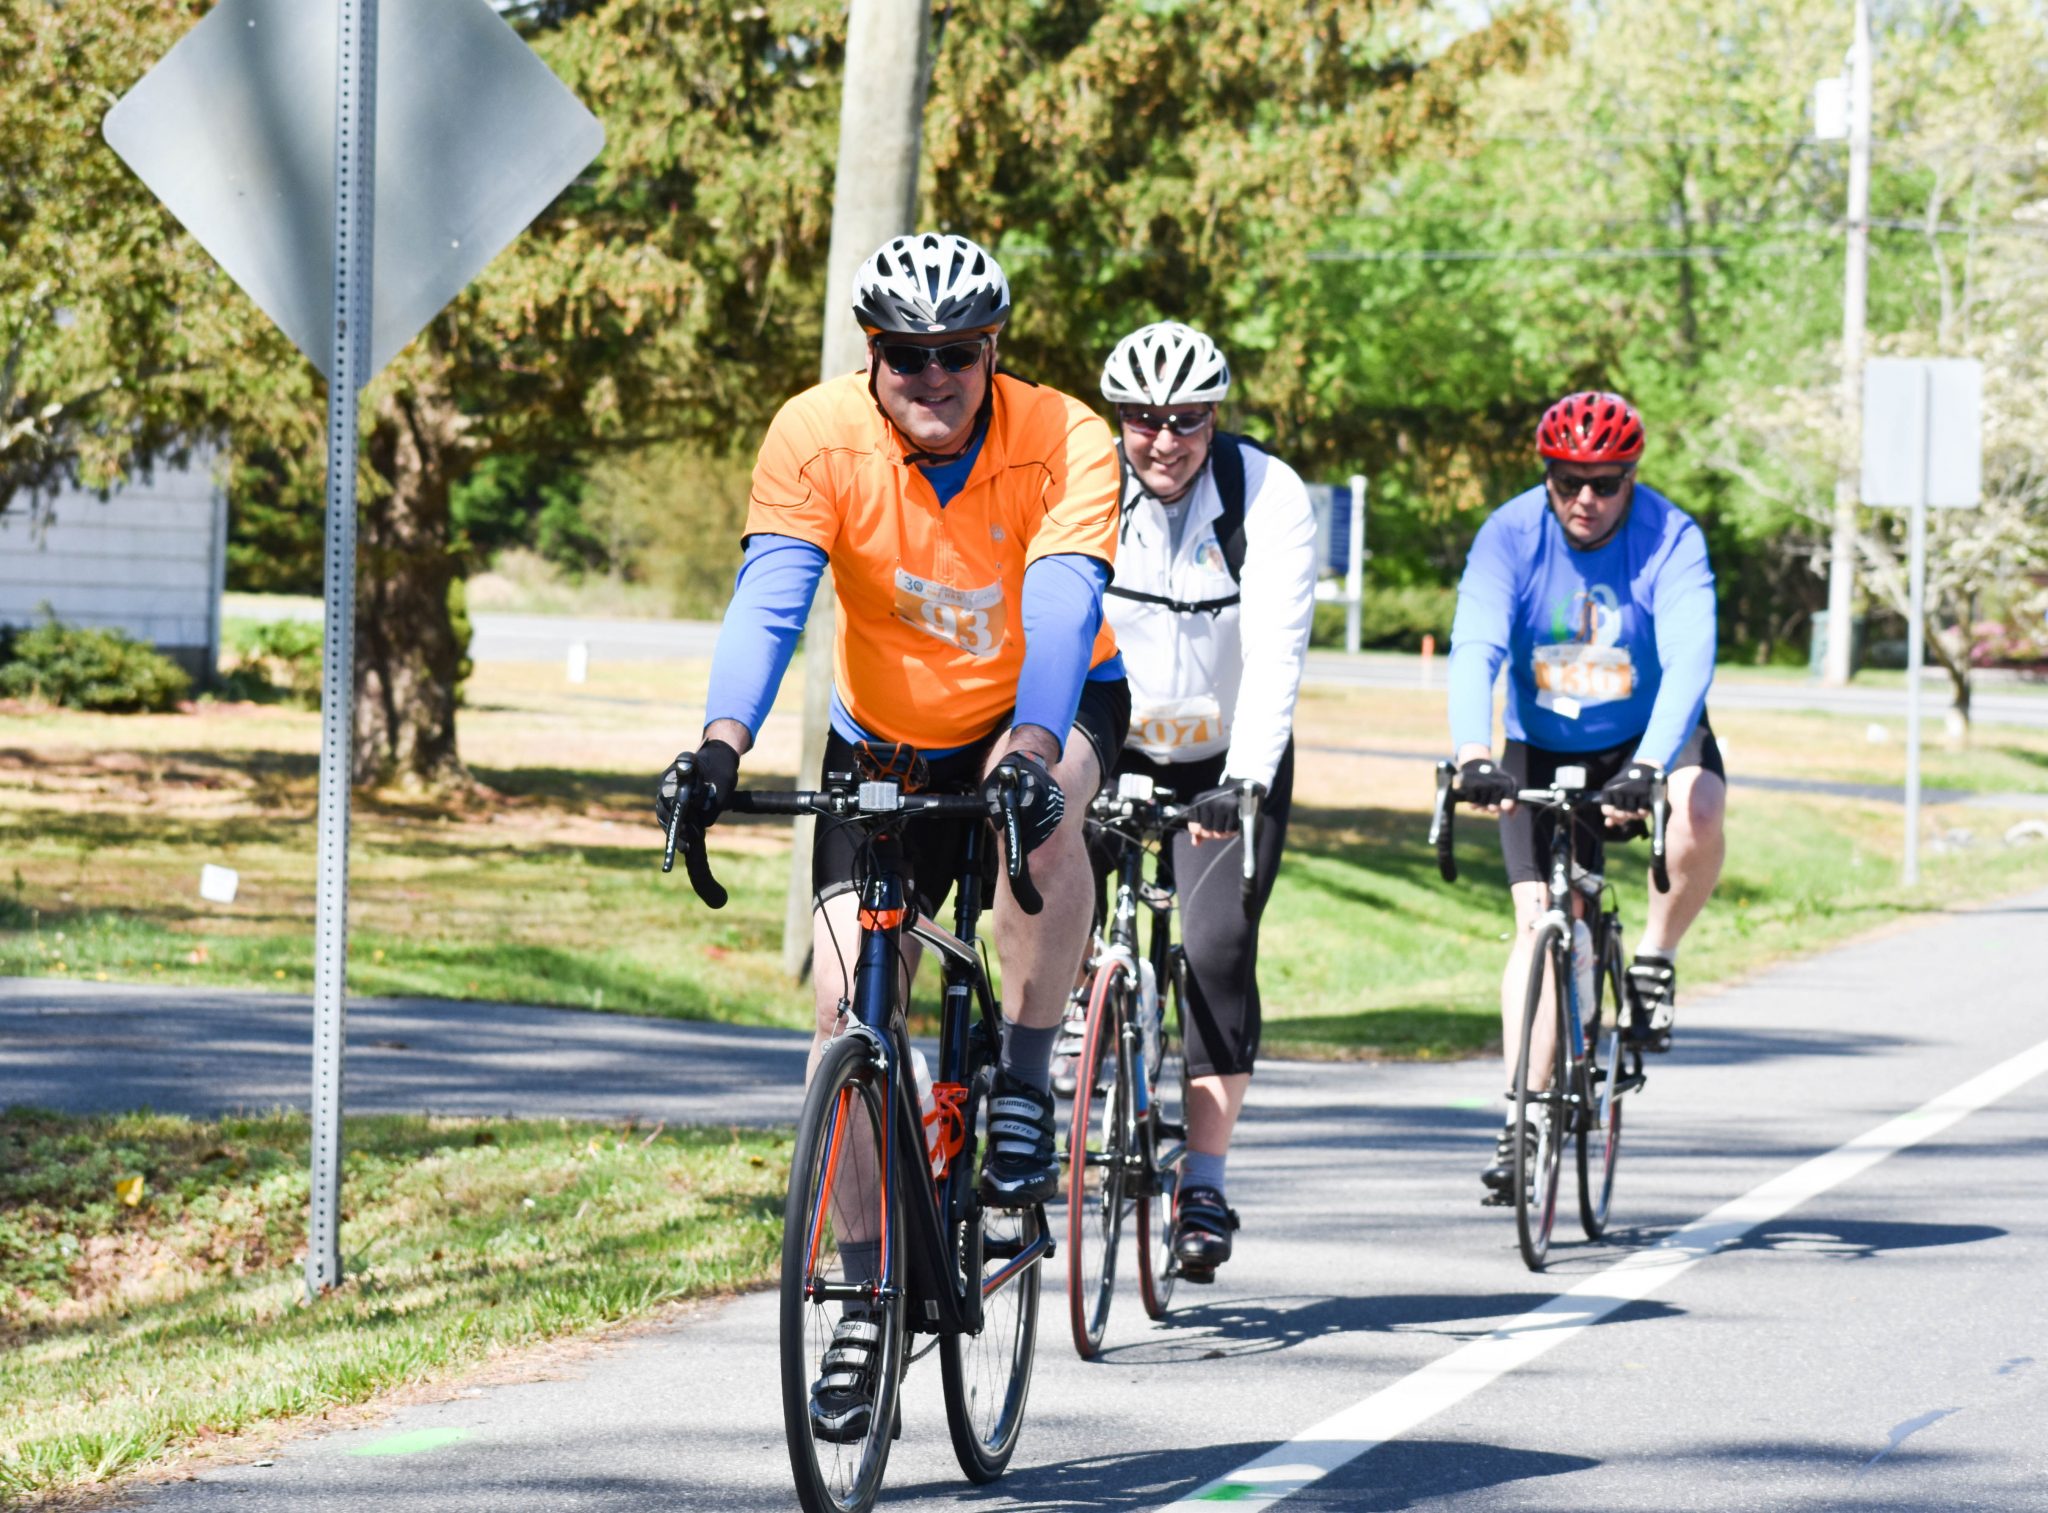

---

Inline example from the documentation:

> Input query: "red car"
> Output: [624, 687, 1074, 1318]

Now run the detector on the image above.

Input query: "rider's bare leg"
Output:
[1641, 767, 1726, 953]
[1187, 1072, 1251, 1161]
[989, 729, 1103, 1034]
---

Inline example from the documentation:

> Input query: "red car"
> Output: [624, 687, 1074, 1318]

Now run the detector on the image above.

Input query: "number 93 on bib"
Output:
[894, 569, 1006, 659]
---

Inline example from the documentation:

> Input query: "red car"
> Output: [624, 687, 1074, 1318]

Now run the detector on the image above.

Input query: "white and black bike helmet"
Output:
[852, 232, 1011, 336]
[1100, 321, 1232, 407]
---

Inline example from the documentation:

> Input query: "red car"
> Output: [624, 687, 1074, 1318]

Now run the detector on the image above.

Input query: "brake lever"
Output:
[657, 753, 729, 908]
[1430, 759, 1459, 884]
[1649, 772, 1671, 896]
[1237, 780, 1264, 916]
[995, 775, 1044, 917]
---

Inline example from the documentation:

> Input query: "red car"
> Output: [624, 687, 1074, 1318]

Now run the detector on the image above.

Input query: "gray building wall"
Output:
[0, 452, 228, 680]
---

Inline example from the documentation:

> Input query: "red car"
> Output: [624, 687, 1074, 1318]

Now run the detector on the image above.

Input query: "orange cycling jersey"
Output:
[746, 371, 1122, 751]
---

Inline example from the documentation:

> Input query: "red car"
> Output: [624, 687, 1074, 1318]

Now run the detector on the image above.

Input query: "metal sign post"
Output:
[1861, 357, 1983, 887]
[306, 0, 378, 1298]
[107, 0, 604, 1299]
[1345, 472, 1368, 655]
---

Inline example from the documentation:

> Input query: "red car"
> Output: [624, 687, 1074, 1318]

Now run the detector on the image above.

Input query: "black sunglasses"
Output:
[873, 337, 989, 376]
[1547, 468, 1633, 499]
[1118, 405, 1213, 437]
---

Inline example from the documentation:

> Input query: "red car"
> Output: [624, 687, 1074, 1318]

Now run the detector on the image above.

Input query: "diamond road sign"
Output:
[104, 0, 604, 380]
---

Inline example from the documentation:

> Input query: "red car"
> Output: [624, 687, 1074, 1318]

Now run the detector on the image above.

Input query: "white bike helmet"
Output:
[1100, 321, 1231, 407]
[852, 233, 1011, 336]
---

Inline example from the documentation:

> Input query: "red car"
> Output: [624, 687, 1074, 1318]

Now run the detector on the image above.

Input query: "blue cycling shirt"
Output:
[1447, 482, 1716, 770]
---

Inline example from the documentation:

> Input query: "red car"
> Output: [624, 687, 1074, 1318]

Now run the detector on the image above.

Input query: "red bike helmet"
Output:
[1536, 391, 1645, 464]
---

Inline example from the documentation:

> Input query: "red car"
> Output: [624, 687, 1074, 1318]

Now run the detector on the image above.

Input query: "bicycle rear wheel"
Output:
[781, 1033, 904, 1513]
[1578, 923, 1626, 1239]
[1067, 959, 1131, 1359]
[1137, 946, 1188, 1320]
[941, 1066, 1041, 1482]
[1512, 921, 1569, 1271]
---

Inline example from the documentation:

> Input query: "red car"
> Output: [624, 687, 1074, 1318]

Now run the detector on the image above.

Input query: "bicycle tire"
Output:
[940, 1065, 1040, 1482]
[1512, 920, 1569, 1271]
[1067, 958, 1131, 1359]
[1137, 946, 1188, 1320]
[781, 1033, 904, 1513]
[1578, 923, 1626, 1239]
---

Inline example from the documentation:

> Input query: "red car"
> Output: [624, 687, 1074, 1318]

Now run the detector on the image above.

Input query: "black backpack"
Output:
[1106, 431, 1263, 616]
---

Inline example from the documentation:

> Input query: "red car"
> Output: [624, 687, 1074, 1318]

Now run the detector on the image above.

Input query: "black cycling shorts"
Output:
[1497, 712, 1725, 887]
[813, 675, 1131, 917]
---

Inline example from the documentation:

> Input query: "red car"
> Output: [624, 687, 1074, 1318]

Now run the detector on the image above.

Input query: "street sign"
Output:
[1856, 356, 1984, 889]
[1813, 75, 1849, 141]
[105, 0, 602, 1296]
[1861, 358, 1983, 510]
[105, 0, 603, 379]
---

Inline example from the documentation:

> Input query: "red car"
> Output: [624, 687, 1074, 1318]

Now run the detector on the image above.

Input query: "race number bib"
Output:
[1130, 695, 1225, 758]
[894, 570, 1005, 659]
[1532, 644, 1635, 711]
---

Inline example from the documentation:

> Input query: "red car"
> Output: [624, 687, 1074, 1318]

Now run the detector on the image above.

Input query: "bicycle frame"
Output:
[804, 811, 1054, 1342]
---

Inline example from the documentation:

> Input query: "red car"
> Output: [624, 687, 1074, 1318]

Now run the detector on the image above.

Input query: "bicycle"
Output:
[1429, 759, 1668, 1270]
[662, 753, 1054, 1513]
[1066, 774, 1262, 1358]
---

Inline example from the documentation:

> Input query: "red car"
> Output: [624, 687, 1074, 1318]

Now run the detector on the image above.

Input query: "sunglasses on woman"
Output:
[872, 337, 989, 376]
[1547, 468, 1633, 499]
[1118, 405, 1214, 437]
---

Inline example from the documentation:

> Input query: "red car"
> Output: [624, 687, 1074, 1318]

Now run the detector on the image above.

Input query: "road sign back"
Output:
[104, 0, 604, 381]
[1861, 357, 1983, 510]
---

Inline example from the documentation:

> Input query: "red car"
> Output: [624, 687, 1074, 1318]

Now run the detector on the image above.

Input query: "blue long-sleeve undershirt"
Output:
[703, 534, 1115, 753]
[704, 535, 826, 737]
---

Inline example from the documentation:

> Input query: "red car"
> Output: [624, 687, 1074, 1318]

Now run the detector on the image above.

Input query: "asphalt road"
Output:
[75, 886, 2048, 1513]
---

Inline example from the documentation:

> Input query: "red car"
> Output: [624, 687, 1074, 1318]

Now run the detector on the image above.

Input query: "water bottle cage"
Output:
[926, 1081, 969, 1180]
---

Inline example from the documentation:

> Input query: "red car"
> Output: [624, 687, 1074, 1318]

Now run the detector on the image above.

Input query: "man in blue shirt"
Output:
[1447, 391, 1726, 1202]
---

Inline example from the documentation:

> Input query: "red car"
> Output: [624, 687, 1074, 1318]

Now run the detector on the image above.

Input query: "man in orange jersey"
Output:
[657, 231, 1127, 1211]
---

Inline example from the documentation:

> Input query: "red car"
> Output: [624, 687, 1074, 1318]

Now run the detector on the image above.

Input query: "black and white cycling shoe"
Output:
[1172, 1184, 1239, 1283]
[979, 1072, 1058, 1206]
[1626, 955, 1677, 1053]
[809, 1312, 882, 1444]
[1480, 1119, 1532, 1206]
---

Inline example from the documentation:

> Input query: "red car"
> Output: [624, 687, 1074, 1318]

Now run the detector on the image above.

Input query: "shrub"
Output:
[219, 618, 324, 704]
[1310, 583, 1457, 651]
[0, 619, 191, 712]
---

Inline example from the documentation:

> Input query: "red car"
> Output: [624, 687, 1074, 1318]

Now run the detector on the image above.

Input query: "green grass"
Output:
[0, 1109, 788, 1503]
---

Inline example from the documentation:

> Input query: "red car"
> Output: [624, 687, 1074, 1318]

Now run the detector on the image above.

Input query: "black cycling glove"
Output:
[655, 738, 741, 832]
[983, 752, 1065, 855]
[1185, 781, 1250, 834]
[1598, 760, 1661, 814]
[1457, 757, 1519, 809]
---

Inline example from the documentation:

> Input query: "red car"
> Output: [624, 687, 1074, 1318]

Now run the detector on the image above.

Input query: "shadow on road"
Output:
[1090, 1289, 1685, 1366]
[904, 1436, 1599, 1510]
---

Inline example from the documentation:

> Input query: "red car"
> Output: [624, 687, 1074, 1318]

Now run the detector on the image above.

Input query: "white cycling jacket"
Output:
[1104, 440, 1319, 788]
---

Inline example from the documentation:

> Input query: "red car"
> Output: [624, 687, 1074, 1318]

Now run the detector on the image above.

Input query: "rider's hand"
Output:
[655, 738, 741, 832]
[1185, 780, 1253, 844]
[1597, 760, 1661, 818]
[983, 751, 1065, 855]
[1457, 756, 1519, 813]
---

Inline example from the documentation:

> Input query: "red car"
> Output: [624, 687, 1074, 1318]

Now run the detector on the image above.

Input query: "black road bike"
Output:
[663, 755, 1054, 1513]
[1430, 760, 1668, 1270]
[1066, 774, 1262, 1357]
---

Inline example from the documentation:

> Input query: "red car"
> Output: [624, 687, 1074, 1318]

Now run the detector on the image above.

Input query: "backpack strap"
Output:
[1108, 433, 1263, 617]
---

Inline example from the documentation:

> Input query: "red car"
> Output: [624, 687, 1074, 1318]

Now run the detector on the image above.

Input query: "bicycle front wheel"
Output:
[1578, 924, 1627, 1239]
[941, 1067, 1041, 1482]
[781, 1033, 904, 1513]
[1512, 921, 1570, 1271]
[1137, 945, 1188, 1320]
[1067, 959, 1132, 1359]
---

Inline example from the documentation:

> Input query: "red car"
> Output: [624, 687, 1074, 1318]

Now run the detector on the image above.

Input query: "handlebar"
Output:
[1430, 759, 1670, 893]
[659, 764, 1044, 915]
[1237, 780, 1265, 917]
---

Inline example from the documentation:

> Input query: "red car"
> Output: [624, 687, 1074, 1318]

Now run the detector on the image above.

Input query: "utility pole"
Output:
[1822, 0, 1873, 686]
[780, 0, 932, 977]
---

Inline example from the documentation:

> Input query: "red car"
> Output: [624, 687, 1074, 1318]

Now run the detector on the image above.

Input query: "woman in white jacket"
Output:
[1074, 320, 1319, 1281]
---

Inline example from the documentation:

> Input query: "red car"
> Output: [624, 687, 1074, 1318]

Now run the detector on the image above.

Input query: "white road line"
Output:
[1159, 1033, 2048, 1509]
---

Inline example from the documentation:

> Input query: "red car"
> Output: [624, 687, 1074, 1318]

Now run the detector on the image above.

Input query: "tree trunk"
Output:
[353, 391, 470, 790]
